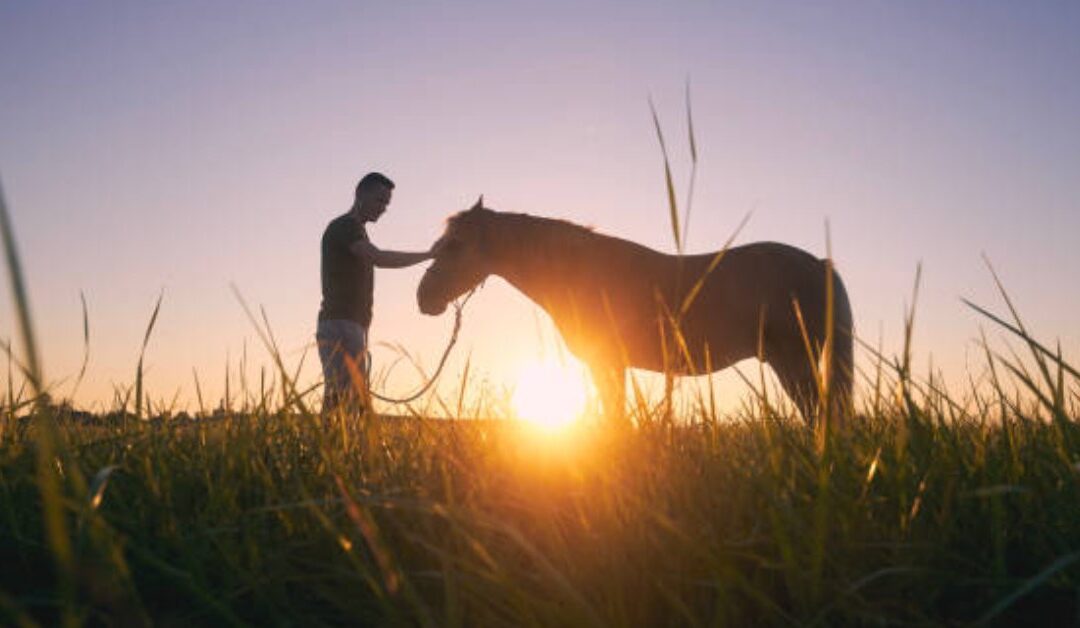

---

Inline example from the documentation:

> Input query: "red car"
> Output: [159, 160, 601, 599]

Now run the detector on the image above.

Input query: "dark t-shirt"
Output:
[318, 213, 374, 327]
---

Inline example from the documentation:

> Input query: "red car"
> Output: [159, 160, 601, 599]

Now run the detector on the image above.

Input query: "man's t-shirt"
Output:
[319, 213, 374, 327]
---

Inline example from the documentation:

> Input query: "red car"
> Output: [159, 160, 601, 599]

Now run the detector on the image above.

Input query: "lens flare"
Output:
[511, 359, 588, 430]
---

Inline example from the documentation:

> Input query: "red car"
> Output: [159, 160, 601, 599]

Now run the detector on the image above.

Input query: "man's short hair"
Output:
[356, 172, 395, 197]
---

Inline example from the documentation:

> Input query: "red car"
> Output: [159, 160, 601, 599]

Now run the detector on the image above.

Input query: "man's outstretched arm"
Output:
[350, 239, 433, 268]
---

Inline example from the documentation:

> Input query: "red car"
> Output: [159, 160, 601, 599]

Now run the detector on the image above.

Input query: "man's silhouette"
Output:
[317, 172, 432, 413]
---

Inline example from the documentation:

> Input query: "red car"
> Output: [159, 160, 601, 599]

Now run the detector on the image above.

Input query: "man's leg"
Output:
[316, 323, 345, 414]
[316, 319, 369, 415]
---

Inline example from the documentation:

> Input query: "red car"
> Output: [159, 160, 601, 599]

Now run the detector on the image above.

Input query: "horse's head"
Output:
[418, 197, 494, 315]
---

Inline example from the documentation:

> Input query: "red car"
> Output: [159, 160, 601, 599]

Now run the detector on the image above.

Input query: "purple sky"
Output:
[2, 1, 1078, 412]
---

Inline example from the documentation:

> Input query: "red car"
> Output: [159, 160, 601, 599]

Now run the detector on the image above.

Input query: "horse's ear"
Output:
[472, 195, 484, 211]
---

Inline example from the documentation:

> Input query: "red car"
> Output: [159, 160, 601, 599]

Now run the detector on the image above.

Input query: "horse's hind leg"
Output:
[589, 364, 627, 424]
[770, 352, 820, 425]
[772, 350, 854, 427]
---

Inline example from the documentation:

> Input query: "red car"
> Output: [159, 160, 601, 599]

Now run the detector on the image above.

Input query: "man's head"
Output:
[353, 172, 395, 222]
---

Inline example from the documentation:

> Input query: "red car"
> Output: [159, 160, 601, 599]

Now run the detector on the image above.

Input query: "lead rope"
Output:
[367, 286, 478, 404]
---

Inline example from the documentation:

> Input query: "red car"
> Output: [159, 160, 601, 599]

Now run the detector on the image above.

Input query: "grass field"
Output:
[2, 318, 1079, 626]
[2, 276, 1079, 627]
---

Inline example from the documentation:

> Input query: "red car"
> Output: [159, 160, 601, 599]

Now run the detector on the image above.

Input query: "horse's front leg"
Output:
[589, 363, 627, 425]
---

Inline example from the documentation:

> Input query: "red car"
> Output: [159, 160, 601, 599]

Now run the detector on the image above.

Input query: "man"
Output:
[317, 172, 433, 413]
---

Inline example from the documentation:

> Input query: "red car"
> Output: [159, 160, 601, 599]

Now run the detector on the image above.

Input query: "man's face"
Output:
[358, 184, 392, 221]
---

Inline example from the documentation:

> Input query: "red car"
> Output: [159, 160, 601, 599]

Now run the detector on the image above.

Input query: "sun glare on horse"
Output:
[511, 359, 589, 430]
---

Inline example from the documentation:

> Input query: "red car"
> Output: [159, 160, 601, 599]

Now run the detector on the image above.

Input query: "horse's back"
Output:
[678, 241, 851, 362]
[682, 241, 835, 317]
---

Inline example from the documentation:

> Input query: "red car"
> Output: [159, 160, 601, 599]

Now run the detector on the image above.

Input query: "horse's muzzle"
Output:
[417, 281, 448, 315]
[419, 298, 447, 316]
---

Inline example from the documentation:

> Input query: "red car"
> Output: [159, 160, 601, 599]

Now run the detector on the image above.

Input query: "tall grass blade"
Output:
[192, 368, 206, 416]
[649, 96, 682, 254]
[3, 339, 10, 425]
[0, 337, 39, 401]
[976, 551, 1080, 624]
[230, 284, 313, 417]
[681, 78, 699, 247]
[87, 465, 121, 510]
[68, 290, 90, 400]
[897, 264, 923, 420]
[224, 350, 231, 413]
[0, 177, 79, 626]
[980, 255, 1059, 393]
[456, 353, 472, 418]
[0, 179, 42, 391]
[818, 220, 835, 432]
[961, 298, 1079, 381]
[134, 289, 164, 419]
[678, 211, 752, 316]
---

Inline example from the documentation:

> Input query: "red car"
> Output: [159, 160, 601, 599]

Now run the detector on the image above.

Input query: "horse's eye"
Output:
[440, 239, 461, 255]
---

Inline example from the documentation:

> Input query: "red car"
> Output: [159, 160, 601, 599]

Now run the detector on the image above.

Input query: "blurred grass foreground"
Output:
[2, 286, 1080, 626]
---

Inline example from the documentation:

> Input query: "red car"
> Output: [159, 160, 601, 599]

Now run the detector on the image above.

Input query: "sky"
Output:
[1, 1, 1078, 414]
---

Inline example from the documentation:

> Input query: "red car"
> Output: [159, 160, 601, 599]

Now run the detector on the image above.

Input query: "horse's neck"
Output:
[488, 216, 578, 308]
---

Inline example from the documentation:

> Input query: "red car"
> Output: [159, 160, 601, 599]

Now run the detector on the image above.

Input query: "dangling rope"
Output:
[367, 286, 478, 404]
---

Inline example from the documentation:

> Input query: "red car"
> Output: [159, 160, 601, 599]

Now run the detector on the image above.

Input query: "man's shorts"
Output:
[316, 319, 369, 412]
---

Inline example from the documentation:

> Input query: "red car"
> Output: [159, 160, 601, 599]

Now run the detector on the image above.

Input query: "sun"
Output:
[511, 359, 589, 430]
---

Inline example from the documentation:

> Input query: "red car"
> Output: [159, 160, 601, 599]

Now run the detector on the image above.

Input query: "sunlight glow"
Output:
[511, 359, 589, 430]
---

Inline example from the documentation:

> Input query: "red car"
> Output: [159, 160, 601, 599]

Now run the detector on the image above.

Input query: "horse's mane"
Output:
[446, 208, 600, 257]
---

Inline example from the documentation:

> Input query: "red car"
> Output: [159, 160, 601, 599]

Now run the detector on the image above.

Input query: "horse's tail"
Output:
[828, 268, 855, 418]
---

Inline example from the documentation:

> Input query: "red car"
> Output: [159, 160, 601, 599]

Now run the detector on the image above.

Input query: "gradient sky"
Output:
[2, 1, 1078, 413]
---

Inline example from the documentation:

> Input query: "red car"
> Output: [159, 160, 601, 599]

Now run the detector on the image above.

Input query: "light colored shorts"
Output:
[316, 319, 370, 412]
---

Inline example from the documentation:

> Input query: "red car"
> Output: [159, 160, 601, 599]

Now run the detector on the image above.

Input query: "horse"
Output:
[417, 198, 854, 424]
